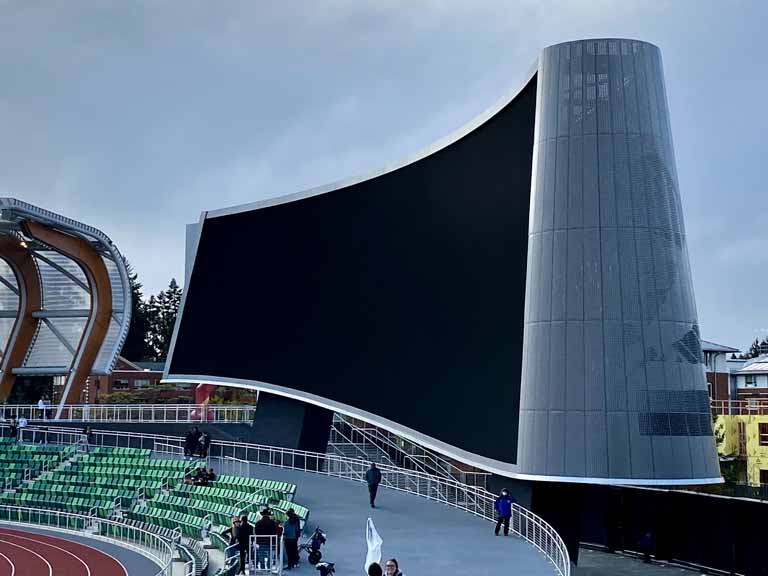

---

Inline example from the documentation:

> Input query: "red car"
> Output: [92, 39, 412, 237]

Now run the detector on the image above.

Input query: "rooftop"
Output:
[701, 339, 740, 354]
[736, 355, 768, 374]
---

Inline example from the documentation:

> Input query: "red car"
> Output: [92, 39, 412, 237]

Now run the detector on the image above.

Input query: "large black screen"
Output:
[170, 76, 537, 465]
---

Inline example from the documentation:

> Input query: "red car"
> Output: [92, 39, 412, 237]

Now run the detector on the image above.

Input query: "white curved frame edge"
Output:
[162, 374, 723, 486]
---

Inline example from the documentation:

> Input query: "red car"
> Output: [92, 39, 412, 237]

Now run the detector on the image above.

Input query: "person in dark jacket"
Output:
[282, 508, 301, 569]
[237, 514, 254, 574]
[385, 558, 404, 576]
[254, 508, 278, 568]
[9, 419, 18, 442]
[184, 429, 195, 457]
[221, 516, 240, 562]
[365, 463, 382, 508]
[201, 431, 211, 458]
[192, 426, 203, 456]
[494, 488, 516, 536]
[368, 562, 383, 576]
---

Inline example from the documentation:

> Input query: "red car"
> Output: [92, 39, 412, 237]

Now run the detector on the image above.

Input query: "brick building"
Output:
[85, 357, 194, 403]
[703, 339, 741, 401]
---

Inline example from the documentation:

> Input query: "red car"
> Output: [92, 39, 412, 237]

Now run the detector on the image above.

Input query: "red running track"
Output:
[0, 527, 128, 576]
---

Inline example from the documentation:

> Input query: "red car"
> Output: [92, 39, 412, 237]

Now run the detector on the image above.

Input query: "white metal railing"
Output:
[0, 404, 256, 424]
[249, 534, 283, 574]
[332, 413, 490, 488]
[8, 424, 571, 576]
[0, 504, 175, 575]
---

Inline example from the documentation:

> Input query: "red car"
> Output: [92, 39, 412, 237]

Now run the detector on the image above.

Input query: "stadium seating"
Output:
[0, 440, 308, 574]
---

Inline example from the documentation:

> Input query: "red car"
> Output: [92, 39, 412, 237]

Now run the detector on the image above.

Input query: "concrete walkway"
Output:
[215, 461, 556, 576]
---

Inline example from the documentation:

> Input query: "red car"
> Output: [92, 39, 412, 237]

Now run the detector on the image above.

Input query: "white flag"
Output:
[364, 518, 383, 574]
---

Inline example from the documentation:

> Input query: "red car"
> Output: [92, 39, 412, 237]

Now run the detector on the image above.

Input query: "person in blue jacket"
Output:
[494, 488, 516, 536]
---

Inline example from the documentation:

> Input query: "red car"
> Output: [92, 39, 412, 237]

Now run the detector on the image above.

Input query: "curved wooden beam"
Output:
[21, 221, 112, 411]
[0, 235, 42, 402]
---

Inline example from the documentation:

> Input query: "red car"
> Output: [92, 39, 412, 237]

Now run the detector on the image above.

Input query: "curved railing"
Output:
[13, 424, 571, 576]
[0, 504, 175, 575]
[0, 403, 256, 424]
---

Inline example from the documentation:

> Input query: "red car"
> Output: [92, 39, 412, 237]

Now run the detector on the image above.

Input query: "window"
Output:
[175, 382, 193, 391]
[745, 375, 757, 387]
[760, 423, 768, 447]
[133, 379, 151, 389]
[112, 379, 130, 391]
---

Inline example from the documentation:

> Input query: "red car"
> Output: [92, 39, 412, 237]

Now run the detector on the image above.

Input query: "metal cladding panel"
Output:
[518, 39, 720, 482]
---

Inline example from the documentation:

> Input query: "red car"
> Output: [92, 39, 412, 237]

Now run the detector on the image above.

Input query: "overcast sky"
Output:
[0, 1, 764, 350]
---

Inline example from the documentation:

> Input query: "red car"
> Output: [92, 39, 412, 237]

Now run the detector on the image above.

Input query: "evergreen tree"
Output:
[120, 260, 151, 361]
[738, 337, 768, 360]
[146, 279, 183, 362]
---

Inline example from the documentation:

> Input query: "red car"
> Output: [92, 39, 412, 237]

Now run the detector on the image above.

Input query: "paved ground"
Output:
[575, 548, 704, 576]
[213, 461, 555, 576]
[0, 524, 160, 575]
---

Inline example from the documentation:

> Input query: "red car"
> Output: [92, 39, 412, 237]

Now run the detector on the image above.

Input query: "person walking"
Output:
[37, 397, 46, 420]
[365, 463, 382, 508]
[9, 419, 18, 443]
[494, 488, 516, 536]
[237, 514, 254, 574]
[282, 508, 301, 569]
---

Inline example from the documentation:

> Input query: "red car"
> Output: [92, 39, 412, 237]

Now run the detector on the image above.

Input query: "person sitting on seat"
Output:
[207, 467, 216, 481]
[196, 467, 211, 486]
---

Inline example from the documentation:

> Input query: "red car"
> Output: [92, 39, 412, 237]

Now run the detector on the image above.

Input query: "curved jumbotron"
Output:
[165, 38, 720, 486]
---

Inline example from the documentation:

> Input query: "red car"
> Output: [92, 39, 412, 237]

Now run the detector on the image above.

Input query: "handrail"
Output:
[333, 413, 490, 487]
[0, 404, 256, 424]
[11, 423, 570, 575]
[0, 504, 175, 575]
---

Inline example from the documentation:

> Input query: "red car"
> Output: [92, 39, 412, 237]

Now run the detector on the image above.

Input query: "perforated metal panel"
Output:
[34, 251, 91, 310]
[93, 316, 122, 374]
[23, 320, 75, 369]
[518, 39, 720, 482]
[0, 258, 19, 363]
[103, 256, 124, 319]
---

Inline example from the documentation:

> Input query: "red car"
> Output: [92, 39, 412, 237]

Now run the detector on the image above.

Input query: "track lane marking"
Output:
[0, 528, 127, 576]
[0, 532, 89, 576]
[0, 539, 52, 576]
[0, 550, 15, 576]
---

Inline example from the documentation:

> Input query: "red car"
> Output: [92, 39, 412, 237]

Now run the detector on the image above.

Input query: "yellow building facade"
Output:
[715, 411, 768, 486]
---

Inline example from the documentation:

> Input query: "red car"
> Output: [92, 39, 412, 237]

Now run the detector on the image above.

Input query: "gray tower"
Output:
[517, 39, 720, 483]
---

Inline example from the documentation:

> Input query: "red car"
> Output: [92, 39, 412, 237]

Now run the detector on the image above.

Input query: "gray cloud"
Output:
[0, 0, 764, 350]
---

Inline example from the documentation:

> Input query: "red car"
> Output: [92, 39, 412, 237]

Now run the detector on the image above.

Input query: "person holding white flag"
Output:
[365, 518, 383, 575]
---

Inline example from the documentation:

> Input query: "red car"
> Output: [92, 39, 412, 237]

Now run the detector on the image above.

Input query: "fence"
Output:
[711, 399, 768, 416]
[331, 413, 490, 487]
[0, 404, 256, 424]
[0, 504, 176, 575]
[8, 423, 571, 576]
[249, 534, 283, 574]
